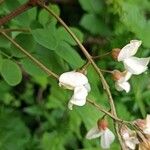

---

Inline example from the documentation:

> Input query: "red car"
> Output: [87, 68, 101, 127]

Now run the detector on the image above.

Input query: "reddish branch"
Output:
[0, 0, 39, 26]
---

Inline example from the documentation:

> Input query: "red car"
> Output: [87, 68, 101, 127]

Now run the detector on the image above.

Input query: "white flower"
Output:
[117, 40, 150, 75]
[86, 120, 115, 149]
[59, 71, 90, 110]
[121, 126, 139, 150]
[113, 70, 132, 93]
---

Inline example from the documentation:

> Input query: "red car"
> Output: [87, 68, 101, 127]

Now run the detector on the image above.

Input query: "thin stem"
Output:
[0, 0, 39, 26]
[0, 3, 30, 26]
[100, 69, 113, 74]
[39, 4, 126, 149]
[0, 28, 30, 33]
[0, 50, 12, 59]
[87, 99, 120, 121]
[79, 61, 91, 73]
[92, 51, 111, 59]
[1, 32, 59, 79]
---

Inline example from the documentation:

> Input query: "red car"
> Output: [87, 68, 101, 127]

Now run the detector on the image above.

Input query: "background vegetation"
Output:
[0, 0, 149, 149]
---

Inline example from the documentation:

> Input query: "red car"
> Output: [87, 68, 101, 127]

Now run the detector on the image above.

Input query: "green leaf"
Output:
[0, 109, 30, 150]
[76, 105, 102, 129]
[0, 35, 11, 48]
[41, 132, 65, 150]
[80, 14, 109, 35]
[11, 33, 35, 58]
[55, 41, 84, 69]
[0, 54, 3, 71]
[57, 27, 84, 46]
[78, 0, 102, 14]
[1, 59, 22, 86]
[21, 58, 47, 77]
[39, 4, 60, 26]
[4, 0, 30, 26]
[31, 28, 58, 50]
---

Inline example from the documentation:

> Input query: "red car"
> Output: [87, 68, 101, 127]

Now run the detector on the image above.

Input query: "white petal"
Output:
[84, 83, 91, 92]
[118, 40, 142, 61]
[70, 86, 88, 106]
[124, 71, 132, 81]
[86, 126, 102, 139]
[59, 71, 88, 88]
[101, 128, 115, 149]
[115, 81, 130, 93]
[123, 57, 150, 74]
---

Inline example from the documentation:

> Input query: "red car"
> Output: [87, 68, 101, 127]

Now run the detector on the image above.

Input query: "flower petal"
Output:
[125, 136, 139, 150]
[124, 71, 132, 81]
[101, 128, 115, 149]
[115, 81, 130, 93]
[124, 57, 150, 74]
[118, 40, 142, 61]
[86, 126, 102, 139]
[59, 71, 88, 88]
[70, 86, 88, 106]
[84, 83, 91, 92]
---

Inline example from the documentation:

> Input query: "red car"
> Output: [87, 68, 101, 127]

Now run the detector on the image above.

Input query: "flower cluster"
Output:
[112, 40, 150, 92]
[120, 115, 150, 149]
[58, 39, 149, 149]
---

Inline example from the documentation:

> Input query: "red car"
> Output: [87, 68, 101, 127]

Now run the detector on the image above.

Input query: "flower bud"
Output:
[134, 119, 146, 129]
[112, 70, 124, 81]
[111, 48, 121, 60]
[97, 119, 108, 131]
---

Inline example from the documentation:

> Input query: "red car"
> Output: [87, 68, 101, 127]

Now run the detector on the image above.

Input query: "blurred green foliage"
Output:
[0, 0, 149, 149]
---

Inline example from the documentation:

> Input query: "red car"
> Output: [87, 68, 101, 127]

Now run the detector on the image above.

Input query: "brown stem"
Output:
[92, 51, 111, 59]
[0, 28, 30, 33]
[1, 32, 59, 79]
[39, 4, 126, 149]
[0, 0, 4, 4]
[0, 0, 39, 26]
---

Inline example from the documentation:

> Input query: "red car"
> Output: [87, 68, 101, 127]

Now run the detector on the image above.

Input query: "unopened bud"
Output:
[134, 119, 146, 129]
[97, 119, 108, 131]
[112, 70, 124, 81]
[111, 48, 121, 60]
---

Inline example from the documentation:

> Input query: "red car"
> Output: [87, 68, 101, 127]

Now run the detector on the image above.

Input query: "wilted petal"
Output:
[101, 128, 115, 149]
[125, 140, 137, 150]
[124, 136, 139, 150]
[124, 57, 150, 75]
[86, 126, 102, 139]
[69, 86, 88, 107]
[59, 71, 88, 88]
[118, 40, 142, 61]
[115, 81, 130, 93]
